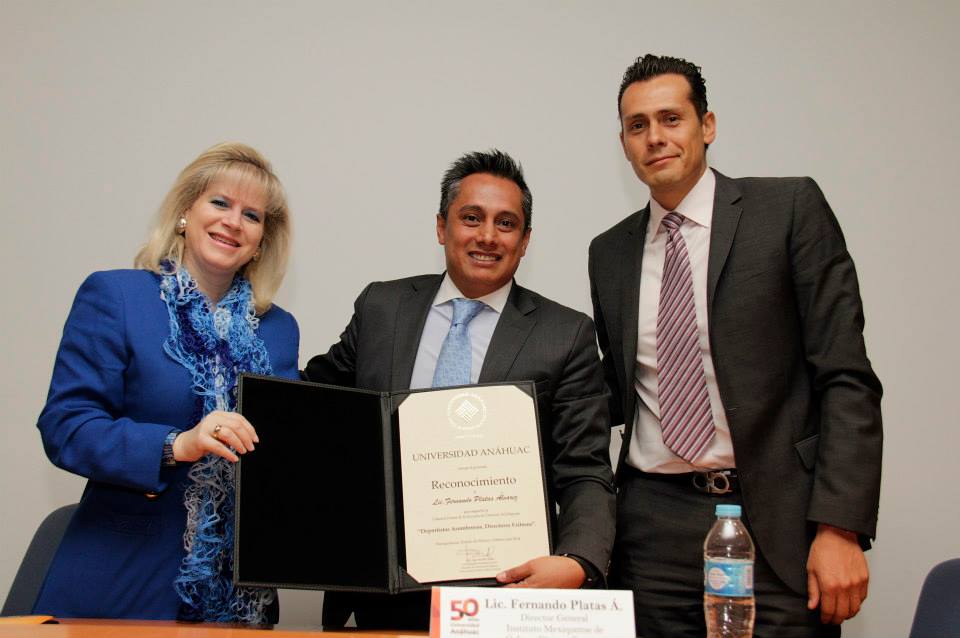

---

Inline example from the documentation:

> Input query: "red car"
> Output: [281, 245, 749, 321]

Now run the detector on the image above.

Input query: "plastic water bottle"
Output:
[704, 504, 755, 638]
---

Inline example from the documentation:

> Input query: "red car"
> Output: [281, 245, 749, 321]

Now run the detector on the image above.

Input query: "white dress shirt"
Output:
[628, 168, 735, 473]
[409, 275, 512, 389]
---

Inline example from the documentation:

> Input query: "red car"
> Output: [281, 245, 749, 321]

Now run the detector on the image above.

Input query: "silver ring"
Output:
[212, 424, 223, 441]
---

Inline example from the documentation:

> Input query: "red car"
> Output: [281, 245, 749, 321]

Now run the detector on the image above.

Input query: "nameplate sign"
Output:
[429, 586, 635, 638]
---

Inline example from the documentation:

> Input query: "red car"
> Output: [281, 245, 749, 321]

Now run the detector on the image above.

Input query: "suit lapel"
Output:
[707, 170, 743, 310]
[619, 209, 648, 392]
[391, 276, 442, 389]
[478, 282, 537, 383]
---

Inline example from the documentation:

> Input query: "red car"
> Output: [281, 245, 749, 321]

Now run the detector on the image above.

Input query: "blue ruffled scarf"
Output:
[159, 266, 274, 623]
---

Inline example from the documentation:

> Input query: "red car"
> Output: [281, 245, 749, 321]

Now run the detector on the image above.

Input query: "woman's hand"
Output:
[172, 411, 259, 463]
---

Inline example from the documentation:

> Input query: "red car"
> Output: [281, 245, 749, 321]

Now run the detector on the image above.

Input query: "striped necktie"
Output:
[656, 212, 715, 462]
[432, 298, 485, 388]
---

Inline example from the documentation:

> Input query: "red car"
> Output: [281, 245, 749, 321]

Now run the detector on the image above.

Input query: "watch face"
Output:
[162, 431, 180, 466]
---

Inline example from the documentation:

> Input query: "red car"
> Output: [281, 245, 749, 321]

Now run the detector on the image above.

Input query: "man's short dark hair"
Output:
[439, 149, 532, 231]
[617, 54, 708, 121]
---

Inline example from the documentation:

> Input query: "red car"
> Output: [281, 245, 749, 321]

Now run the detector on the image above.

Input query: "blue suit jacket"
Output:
[33, 269, 299, 619]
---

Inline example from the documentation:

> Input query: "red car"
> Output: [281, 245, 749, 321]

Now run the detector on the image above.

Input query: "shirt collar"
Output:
[648, 167, 717, 234]
[434, 274, 512, 314]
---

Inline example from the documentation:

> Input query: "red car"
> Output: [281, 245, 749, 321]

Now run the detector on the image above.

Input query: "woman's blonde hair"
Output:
[134, 142, 291, 314]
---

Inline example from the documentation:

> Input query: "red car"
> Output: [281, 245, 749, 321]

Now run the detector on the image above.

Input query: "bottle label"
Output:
[704, 558, 754, 597]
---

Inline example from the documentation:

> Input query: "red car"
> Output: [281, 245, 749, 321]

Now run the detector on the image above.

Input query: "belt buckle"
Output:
[692, 471, 732, 495]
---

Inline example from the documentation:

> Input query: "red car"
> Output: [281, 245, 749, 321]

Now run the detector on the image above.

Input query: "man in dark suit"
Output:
[306, 150, 616, 630]
[589, 55, 882, 638]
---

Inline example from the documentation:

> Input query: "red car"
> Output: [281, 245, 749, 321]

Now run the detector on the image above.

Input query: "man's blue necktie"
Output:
[432, 298, 485, 388]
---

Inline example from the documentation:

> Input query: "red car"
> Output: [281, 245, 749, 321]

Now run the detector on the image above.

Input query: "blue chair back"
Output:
[909, 558, 960, 638]
[1, 504, 77, 616]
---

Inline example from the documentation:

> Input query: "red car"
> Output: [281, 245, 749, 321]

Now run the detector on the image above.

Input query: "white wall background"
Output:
[2, 1, 958, 635]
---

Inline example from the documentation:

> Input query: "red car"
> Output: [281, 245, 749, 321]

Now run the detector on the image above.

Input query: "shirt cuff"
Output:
[560, 553, 601, 589]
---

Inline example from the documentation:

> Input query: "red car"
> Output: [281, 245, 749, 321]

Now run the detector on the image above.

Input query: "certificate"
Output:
[398, 385, 551, 583]
[234, 375, 551, 593]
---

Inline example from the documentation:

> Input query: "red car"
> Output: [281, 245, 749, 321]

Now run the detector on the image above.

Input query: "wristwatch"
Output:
[162, 430, 181, 467]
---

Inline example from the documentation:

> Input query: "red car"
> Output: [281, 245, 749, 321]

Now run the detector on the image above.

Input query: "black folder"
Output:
[233, 374, 551, 593]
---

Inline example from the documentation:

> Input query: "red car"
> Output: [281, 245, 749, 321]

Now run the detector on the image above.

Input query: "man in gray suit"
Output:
[589, 55, 882, 637]
[306, 149, 616, 630]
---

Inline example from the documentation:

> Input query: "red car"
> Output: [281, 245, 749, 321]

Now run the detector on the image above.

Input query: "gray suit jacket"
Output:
[588, 170, 882, 594]
[305, 275, 616, 576]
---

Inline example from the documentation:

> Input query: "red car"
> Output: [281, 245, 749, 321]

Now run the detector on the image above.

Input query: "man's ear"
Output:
[436, 213, 447, 245]
[702, 110, 717, 146]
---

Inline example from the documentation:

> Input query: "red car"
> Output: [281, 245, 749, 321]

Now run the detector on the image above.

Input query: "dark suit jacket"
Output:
[588, 170, 882, 594]
[305, 274, 616, 576]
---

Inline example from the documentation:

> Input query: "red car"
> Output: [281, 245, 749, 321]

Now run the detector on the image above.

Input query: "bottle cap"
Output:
[715, 504, 741, 518]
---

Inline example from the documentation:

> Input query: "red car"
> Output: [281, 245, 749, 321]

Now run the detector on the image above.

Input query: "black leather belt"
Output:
[622, 466, 739, 495]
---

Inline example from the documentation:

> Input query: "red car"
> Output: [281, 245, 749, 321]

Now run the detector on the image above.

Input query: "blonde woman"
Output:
[34, 143, 299, 623]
